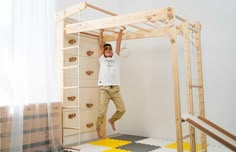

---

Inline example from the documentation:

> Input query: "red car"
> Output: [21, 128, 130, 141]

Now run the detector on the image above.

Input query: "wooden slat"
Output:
[86, 3, 116, 16]
[182, 113, 236, 151]
[198, 116, 236, 141]
[191, 85, 202, 88]
[81, 32, 99, 37]
[65, 7, 170, 33]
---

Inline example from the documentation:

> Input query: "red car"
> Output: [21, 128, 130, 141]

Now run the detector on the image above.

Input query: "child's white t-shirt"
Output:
[98, 53, 120, 86]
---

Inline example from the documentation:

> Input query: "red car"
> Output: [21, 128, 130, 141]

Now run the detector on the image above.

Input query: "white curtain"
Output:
[0, 0, 61, 151]
[10, 0, 59, 105]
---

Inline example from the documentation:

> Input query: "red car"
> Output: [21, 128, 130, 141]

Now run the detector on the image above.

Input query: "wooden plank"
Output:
[194, 21, 207, 151]
[182, 22, 196, 152]
[81, 32, 99, 37]
[169, 27, 184, 152]
[87, 3, 161, 32]
[57, 20, 65, 145]
[182, 113, 236, 151]
[56, 2, 86, 21]
[87, 3, 116, 16]
[198, 116, 236, 141]
[65, 8, 170, 33]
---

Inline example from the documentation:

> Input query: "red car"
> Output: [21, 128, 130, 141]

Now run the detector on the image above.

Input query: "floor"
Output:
[65, 134, 232, 152]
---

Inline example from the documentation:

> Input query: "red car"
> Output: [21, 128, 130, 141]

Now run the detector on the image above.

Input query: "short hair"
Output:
[103, 43, 112, 48]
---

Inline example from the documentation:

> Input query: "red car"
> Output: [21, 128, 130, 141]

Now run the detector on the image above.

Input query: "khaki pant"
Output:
[96, 86, 126, 129]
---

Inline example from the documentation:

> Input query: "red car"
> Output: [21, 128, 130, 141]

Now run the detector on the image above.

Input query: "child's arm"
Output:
[115, 27, 125, 55]
[98, 29, 104, 57]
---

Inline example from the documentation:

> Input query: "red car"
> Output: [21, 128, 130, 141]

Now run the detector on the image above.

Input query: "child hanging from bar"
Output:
[96, 27, 126, 138]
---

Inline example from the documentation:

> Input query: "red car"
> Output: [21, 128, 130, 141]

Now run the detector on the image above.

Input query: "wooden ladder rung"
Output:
[191, 85, 203, 88]
[63, 45, 79, 50]
[64, 86, 79, 89]
[62, 106, 80, 109]
[63, 146, 80, 151]
[63, 126, 80, 130]
[63, 65, 78, 69]
[183, 134, 191, 139]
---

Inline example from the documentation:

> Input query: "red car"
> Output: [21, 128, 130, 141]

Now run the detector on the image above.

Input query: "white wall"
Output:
[57, 0, 236, 140]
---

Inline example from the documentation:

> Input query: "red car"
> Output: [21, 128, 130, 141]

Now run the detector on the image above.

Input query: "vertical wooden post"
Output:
[194, 22, 207, 152]
[77, 11, 81, 145]
[56, 18, 65, 145]
[182, 22, 196, 152]
[169, 27, 183, 152]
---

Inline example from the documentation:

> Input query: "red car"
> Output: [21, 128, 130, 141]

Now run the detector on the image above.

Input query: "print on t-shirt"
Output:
[105, 58, 115, 67]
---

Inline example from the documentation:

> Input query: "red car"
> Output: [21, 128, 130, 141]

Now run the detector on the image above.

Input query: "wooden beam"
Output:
[56, 2, 87, 21]
[169, 27, 184, 152]
[182, 22, 196, 152]
[65, 8, 171, 33]
[194, 21, 207, 151]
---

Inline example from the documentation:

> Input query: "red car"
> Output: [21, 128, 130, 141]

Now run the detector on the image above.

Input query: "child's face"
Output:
[104, 46, 113, 57]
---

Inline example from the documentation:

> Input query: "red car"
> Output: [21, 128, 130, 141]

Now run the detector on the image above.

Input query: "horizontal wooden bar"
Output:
[191, 85, 203, 88]
[81, 32, 99, 37]
[63, 126, 80, 130]
[63, 45, 79, 50]
[183, 134, 191, 139]
[63, 86, 78, 89]
[66, 7, 169, 33]
[62, 106, 80, 109]
[87, 3, 116, 16]
[63, 146, 80, 151]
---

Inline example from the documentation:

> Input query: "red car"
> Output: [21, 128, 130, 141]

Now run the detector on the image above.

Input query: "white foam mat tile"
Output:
[70, 144, 111, 152]
[150, 148, 190, 152]
[136, 138, 174, 147]
[149, 147, 177, 152]
[207, 145, 232, 152]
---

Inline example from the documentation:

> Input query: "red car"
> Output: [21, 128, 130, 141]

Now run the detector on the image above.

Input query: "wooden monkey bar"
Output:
[56, 1, 198, 41]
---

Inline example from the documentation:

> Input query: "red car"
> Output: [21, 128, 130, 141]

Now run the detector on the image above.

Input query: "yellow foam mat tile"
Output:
[102, 148, 131, 152]
[90, 138, 131, 148]
[165, 142, 201, 151]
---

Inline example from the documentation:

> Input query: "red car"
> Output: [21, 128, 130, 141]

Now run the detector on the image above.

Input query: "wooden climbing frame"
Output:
[56, 2, 207, 152]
